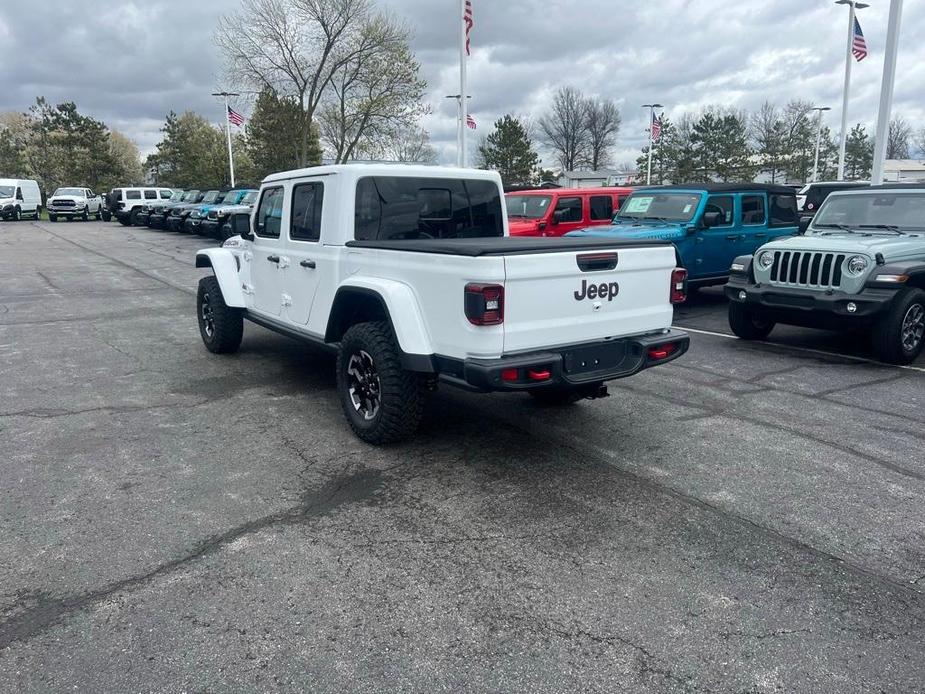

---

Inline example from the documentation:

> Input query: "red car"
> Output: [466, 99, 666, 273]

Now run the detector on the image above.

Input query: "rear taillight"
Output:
[670, 268, 687, 304]
[465, 283, 504, 325]
[647, 343, 677, 361]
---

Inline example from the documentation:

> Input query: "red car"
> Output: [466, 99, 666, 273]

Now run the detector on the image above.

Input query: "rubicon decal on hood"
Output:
[574, 279, 619, 302]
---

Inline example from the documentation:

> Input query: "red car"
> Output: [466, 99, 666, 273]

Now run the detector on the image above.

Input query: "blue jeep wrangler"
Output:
[566, 184, 800, 288]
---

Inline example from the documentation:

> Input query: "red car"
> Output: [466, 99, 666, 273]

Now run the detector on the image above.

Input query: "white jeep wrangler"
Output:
[195, 165, 690, 444]
[47, 187, 103, 222]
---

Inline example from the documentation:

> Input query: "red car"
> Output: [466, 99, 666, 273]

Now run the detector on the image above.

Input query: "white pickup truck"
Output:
[47, 187, 103, 222]
[195, 165, 689, 443]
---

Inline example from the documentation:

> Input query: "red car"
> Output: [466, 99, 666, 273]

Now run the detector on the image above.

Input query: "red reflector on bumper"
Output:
[527, 369, 551, 381]
[648, 343, 677, 360]
[501, 368, 520, 382]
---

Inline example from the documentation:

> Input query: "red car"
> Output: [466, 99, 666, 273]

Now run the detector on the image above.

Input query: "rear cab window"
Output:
[290, 182, 324, 242]
[741, 195, 766, 226]
[354, 177, 503, 241]
[769, 194, 799, 227]
[589, 195, 614, 221]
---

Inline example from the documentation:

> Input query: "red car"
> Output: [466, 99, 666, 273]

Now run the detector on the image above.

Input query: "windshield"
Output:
[0, 185, 14, 197]
[812, 193, 925, 233]
[182, 190, 200, 201]
[506, 194, 552, 219]
[54, 187, 85, 197]
[616, 192, 702, 222]
[202, 191, 220, 204]
[241, 190, 258, 204]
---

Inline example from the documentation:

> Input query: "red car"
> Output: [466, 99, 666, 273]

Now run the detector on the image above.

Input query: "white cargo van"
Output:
[0, 179, 42, 220]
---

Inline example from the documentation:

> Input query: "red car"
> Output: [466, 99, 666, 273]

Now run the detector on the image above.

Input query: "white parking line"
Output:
[676, 325, 925, 375]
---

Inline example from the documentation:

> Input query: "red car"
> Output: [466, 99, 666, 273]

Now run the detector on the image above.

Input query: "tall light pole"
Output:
[835, 0, 868, 181]
[811, 106, 832, 182]
[642, 103, 662, 185]
[212, 91, 239, 187]
[871, 0, 904, 185]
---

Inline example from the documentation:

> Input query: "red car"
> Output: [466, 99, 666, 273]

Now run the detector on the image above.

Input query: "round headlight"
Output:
[846, 255, 868, 275]
[757, 251, 775, 270]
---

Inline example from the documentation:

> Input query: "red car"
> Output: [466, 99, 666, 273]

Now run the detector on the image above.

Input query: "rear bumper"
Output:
[725, 277, 896, 328]
[435, 330, 690, 392]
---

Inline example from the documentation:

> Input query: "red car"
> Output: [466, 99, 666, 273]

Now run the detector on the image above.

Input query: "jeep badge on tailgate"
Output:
[574, 279, 620, 302]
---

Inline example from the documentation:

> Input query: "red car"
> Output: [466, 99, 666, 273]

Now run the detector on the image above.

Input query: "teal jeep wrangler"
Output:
[725, 185, 925, 364]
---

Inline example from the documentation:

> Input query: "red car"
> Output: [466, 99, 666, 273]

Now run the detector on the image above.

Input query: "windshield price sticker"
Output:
[683, 204, 693, 214]
[625, 197, 653, 213]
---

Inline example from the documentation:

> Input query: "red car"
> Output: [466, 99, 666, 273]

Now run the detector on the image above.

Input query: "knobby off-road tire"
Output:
[81, 206, 89, 221]
[197, 276, 243, 354]
[129, 209, 140, 226]
[336, 321, 426, 445]
[872, 288, 925, 364]
[101, 210, 112, 222]
[728, 302, 775, 340]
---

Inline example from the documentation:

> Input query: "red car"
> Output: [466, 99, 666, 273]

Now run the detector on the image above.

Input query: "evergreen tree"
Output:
[844, 123, 873, 180]
[690, 110, 755, 182]
[477, 115, 540, 188]
[149, 111, 229, 188]
[247, 88, 320, 181]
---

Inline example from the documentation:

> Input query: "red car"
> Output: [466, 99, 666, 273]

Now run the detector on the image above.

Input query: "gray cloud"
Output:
[0, 0, 922, 167]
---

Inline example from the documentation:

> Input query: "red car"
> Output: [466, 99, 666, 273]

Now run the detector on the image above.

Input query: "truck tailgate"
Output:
[502, 245, 676, 353]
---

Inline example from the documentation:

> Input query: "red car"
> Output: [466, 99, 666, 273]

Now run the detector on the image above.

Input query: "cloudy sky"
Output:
[1, 0, 923, 168]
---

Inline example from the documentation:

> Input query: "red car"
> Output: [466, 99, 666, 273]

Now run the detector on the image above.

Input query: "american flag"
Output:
[464, 0, 474, 56]
[466, 114, 477, 130]
[227, 106, 245, 127]
[650, 112, 662, 142]
[852, 17, 868, 61]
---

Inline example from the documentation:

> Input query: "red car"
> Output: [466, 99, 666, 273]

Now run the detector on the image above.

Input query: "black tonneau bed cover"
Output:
[346, 236, 670, 257]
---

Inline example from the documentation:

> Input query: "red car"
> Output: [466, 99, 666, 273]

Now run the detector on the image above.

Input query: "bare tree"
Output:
[316, 13, 428, 163]
[584, 97, 621, 170]
[216, 0, 396, 167]
[750, 101, 787, 182]
[538, 86, 591, 172]
[887, 116, 912, 159]
[375, 125, 437, 164]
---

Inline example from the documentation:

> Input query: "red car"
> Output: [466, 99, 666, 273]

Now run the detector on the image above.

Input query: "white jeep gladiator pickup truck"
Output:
[195, 165, 689, 444]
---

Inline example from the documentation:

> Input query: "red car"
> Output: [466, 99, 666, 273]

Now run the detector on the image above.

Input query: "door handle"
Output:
[725, 234, 740, 241]
[754, 233, 767, 238]
[300, 260, 316, 269]
[267, 255, 280, 263]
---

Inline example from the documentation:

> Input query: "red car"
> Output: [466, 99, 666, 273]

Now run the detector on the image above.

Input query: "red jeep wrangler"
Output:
[505, 187, 634, 237]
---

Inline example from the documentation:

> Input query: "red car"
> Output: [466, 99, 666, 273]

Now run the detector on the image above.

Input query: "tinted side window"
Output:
[160, 190, 173, 199]
[126, 190, 141, 200]
[589, 195, 613, 221]
[290, 182, 324, 242]
[769, 194, 798, 227]
[144, 190, 157, 199]
[742, 195, 766, 225]
[705, 196, 733, 226]
[555, 196, 583, 223]
[354, 177, 503, 241]
[255, 187, 284, 238]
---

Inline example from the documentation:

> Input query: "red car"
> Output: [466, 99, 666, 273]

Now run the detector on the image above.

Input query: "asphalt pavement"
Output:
[0, 219, 923, 692]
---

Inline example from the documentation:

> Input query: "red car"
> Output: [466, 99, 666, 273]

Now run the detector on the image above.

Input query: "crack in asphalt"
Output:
[0, 467, 384, 651]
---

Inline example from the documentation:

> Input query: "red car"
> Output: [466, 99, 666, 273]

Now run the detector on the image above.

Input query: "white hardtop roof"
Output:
[826, 186, 925, 198]
[262, 163, 502, 185]
[0, 178, 28, 185]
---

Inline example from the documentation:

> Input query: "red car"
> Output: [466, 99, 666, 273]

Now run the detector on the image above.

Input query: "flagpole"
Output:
[213, 91, 238, 187]
[642, 103, 662, 185]
[459, 0, 468, 168]
[836, 0, 867, 181]
[871, 0, 904, 185]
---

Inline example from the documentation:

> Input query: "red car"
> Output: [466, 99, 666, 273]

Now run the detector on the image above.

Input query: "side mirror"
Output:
[231, 212, 253, 240]
[798, 216, 811, 234]
[552, 210, 564, 225]
[702, 211, 722, 228]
